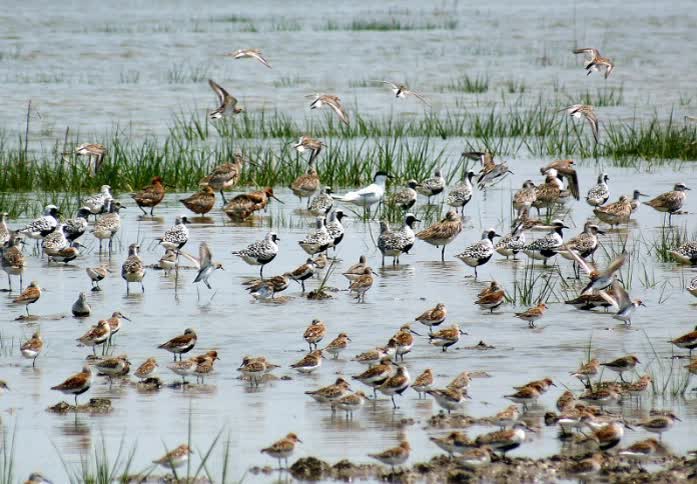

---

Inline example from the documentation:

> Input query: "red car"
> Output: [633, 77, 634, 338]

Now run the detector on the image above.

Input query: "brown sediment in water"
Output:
[48, 398, 112, 414]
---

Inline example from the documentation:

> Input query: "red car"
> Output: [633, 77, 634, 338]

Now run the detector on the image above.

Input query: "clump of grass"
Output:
[348, 79, 377, 88]
[166, 63, 209, 84]
[272, 76, 308, 88]
[577, 86, 624, 107]
[0, 427, 16, 484]
[320, 18, 457, 31]
[504, 79, 526, 94]
[506, 261, 558, 305]
[643, 330, 691, 396]
[440, 75, 489, 94]
[0, 46, 22, 62]
[57, 435, 139, 484]
[644, 224, 688, 263]
[119, 70, 140, 84]
[271, 18, 302, 31]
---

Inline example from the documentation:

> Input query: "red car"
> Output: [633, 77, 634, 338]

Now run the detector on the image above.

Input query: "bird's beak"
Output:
[297, 438, 303, 443]
[270, 195, 285, 204]
[122, 315, 131, 321]
[414, 218, 422, 222]
[562, 224, 570, 229]
[638, 193, 649, 197]
[459, 329, 468, 335]
[409, 329, 422, 336]
[624, 422, 634, 431]
[387, 174, 395, 179]
[76, 242, 87, 248]
[640, 302, 646, 307]
[674, 415, 682, 422]
[165, 184, 176, 189]
[371, 270, 379, 276]
[494, 233, 502, 237]
[550, 382, 557, 387]
[346, 337, 352, 342]
[596, 229, 606, 235]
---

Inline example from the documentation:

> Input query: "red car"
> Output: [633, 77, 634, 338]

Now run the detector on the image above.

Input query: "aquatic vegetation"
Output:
[0, 427, 16, 484]
[440, 75, 490, 94]
[166, 63, 210, 84]
[320, 18, 458, 31]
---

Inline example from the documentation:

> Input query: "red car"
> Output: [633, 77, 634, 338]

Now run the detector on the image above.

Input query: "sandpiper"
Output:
[261, 433, 301, 469]
[455, 228, 499, 278]
[513, 180, 537, 210]
[427, 386, 470, 414]
[352, 345, 394, 367]
[377, 365, 411, 409]
[292, 135, 325, 165]
[152, 444, 193, 470]
[644, 182, 690, 225]
[669, 241, 697, 265]
[223, 187, 283, 221]
[290, 349, 323, 373]
[459, 446, 494, 469]
[305, 377, 352, 404]
[131, 176, 167, 216]
[429, 324, 466, 352]
[600, 355, 640, 382]
[368, 440, 410, 473]
[20, 331, 43, 367]
[417, 168, 446, 204]
[226, 48, 271, 68]
[540, 159, 580, 200]
[1, 234, 25, 292]
[179, 184, 216, 215]
[208, 79, 243, 119]
[504, 386, 541, 410]
[514, 303, 548, 328]
[412, 368, 434, 398]
[201, 153, 250, 204]
[303, 319, 326, 351]
[24, 472, 53, 484]
[571, 359, 599, 388]
[159, 328, 197, 361]
[579, 387, 621, 408]
[167, 358, 197, 385]
[13, 281, 41, 315]
[342, 255, 368, 282]
[190, 242, 223, 290]
[353, 357, 395, 398]
[308, 187, 333, 216]
[325, 209, 346, 249]
[562, 104, 599, 143]
[559, 223, 605, 278]
[299, 217, 333, 255]
[160, 216, 190, 254]
[348, 267, 376, 302]
[332, 171, 392, 217]
[306, 93, 349, 125]
[105, 311, 131, 346]
[466, 152, 512, 190]
[446, 170, 475, 214]
[594, 194, 633, 226]
[416, 210, 463, 261]
[533, 170, 568, 213]
[92, 200, 124, 254]
[71, 292, 91, 317]
[573, 47, 614, 78]
[584, 418, 631, 450]
[493, 405, 521, 430]
[638, 411, 681, 440]
[96, 354, 131, 384]
[290, 159, 320, 208]
[51, 365, 92, 406]
[556, 390, 577, 413]
[475, 422, 534, 456]
[232, 232, 280, 279]
[522, 219, 569, 265]
[323, 333, 351, 359]
[619, 438, 663, 468]
[376, 80, 430, 104]
[415, 303, 447, 334]
[121, 243, 145, 294]
[77, 320, 111, 355]
[390, 180, 420, 211]
[134, 357, 159, 381]
[670, 325, 697, 357]
[392, 323, 420, 361]
[245, 273, 288, 299]
[448, 371, 472, 391]
[565, 453, 603, 480]
[430, 432, 473, 457]
[284, 258, 316, 293]
[334, 390, 368, 419]
[586, 173, 610, 207]
[377, 214, 419, 265]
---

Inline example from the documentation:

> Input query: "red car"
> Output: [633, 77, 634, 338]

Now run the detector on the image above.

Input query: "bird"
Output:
[586, 173, 610, 207]
[285, 259, 317, 293]
[367, 440, 410, 473]
[134, 357, 159, 381]
[573, 47, 614, 78]
[446, 170, 475, 214]
[303, 319, 326, 351]
[605, 279, 645, 326]
[375, 80, 430, 105]
[92, 200, 124, 255]
[208, 79, 243, 119]
[377, 213, 419, 265]
[167, 358, 197, 385]
[377, 365, 411, 408]
[334, 390, 368, 419]
[513, 180, 537, 210]
[223, 187, 283, 221]
[261, 433, 301, 469]
[17, 205, 60, 252]
[416, 210, 463, 261]
[331, 171, 391, 216]
[417, 168, 446, 204]
[352, 357, 395, 398]
[495, 223, 526, 260]
[540, 159, 580, 200]
[594, 194, 633, 226]
[159, 328, 197, 361]
[232, 232, 280, 279]
[411, 369, 434, 398]
[106, 311, 131, 346]
[63, 207, 92, 242]
[475, 282, 506, 313]
[51, 365, 92, 406]
[71, 292, 91, 317]
[306, 93, 349, 125]
[325, 209, 346, 250]
[493, 405, 521, 430]
[159, 216, 190, 254]
[290, 350, 323, 373]
[392, 323, 420, 361]
[348, 267, 376, 302]
[629, 189, 649, 213]
[131, 176, 167, 216]
[41, 224, 69, 259]
[565, 453, 603, 481]
[638, 412, 681, 440]
[121, 243, 146, 294]
[299, 216, 333, 255]
[323, 333, 351, 359]
[24, 472, 54, 484]
[390, 180, 421, 210]
[245, 274, 289, 299]
[600, 355, 640, 383]
[193, 242, 224, 290]
[415, 303, 447, 334]
[558, 222, 605, 278]
[0, 212, 9, 246]
[426, 387, 470, 414]
[308, 187, 334, 215]
[533, 169, 569, 213]
[669, 241, 697, 265]
[504, 385, 541, 410]
[20, 331, 43, 367]
[290, 159, 320, 208]
[466, 152, 512, 190]
[514, 303, 548, 328]
[455, 228, 500, 278]
[429, 431, 473, 457]
[85, 264, 110, 292]
[292, 135, 325, 165]
[522, 219, 569, 265]
[644, 182, 690, 225]
[95, 354, 131, 384]
[475, 422, 534, 455]
[562, 104, 599, 143]
[1, 234, 25, 292]
[13, 281, 41, 315]
[82, 185, 112, 217]
[619, 438, 663, 466]
[342, 255, 369, 282]
[304, 377, 352, 404]
[571, 359, 600, 388]
[429, 324, 466, 352]
[179, 185, 216, 215]
[226, 48, 271, 68]
[152, 444, 193, 470]
[75, 143, 107, 174]
[669, 325, 697, 358]
[583, 418, 630, 451]
[76, 320, 111, 355]
[201, 153, 252, 204]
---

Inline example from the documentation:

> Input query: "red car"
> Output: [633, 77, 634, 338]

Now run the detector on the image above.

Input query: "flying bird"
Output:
[374, 81, 430, 105]
[573, 48, 614, 79]
[306, 94, 349, 126]
[226, 48, 271, 68]
[208, 79, 244, 119]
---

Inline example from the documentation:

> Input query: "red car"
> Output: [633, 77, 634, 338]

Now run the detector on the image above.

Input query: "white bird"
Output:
[331, 171, 391, 216]
[374, 81, 430, 105]
[193, 242, 224, 290]
[226, 48, 272, 68]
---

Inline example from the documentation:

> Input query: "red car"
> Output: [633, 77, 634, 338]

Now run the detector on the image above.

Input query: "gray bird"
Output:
[193, 242, 224, 289]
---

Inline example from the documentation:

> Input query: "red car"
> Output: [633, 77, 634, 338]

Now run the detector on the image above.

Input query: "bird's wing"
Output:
[604, 253, 626, 276]
[611, 279, 631, 307]
[573, 47, 598, 59]
[199, 242, 212, 266]
[249, 51, 272, 68]
[408, 89, 431, 106]
[563, 247, 593, 276]
[564, 170, 580, 200]
[584, 109, 599, 143]
[376, 80, 399, 90]
[208, 79, 229, 104]
[178, 250, 201, 269]
[326, 98, 349, 125]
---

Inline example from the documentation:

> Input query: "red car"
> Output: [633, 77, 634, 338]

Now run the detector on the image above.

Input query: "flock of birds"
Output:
[4, 43, 697, 482]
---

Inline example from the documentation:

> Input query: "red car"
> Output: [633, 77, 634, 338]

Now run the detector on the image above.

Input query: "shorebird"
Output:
[495, 223, 526, 260]
[159, 216, 190, 254]
[446, 170, 475, 214]
[417, 168, 446, 204]
[20, 331, 43, 367]
[475, 282, 505, 313]
[303, 319, 326, 351]
[412, 369, 434, 398]
[504, 385, 541, 410]
[232, 232, 279, 279]
[226, 48, 271, 68]
[377, 214, 419, 265]
[292, 135, 324, 165]
[594, 194, 633, 226]
[131, 176, 167, 216]
[63, 207, 91, 242]
[261, 433, 301, 469]
[245, 274, 289, 300]
[644, 182, 690, 225]
[18, 205, 60, 252]
[573, 47, 614, 78]
[390, 180, 420, 211]
[375, 80, 430, 104]
[167, 358, 197, 385]
[342, 255, 369, 282]
[583, 418, 630, 451]
[415, 303, 447, 334]
[201, 153, 251, 204]
[325, 209, 346, 250]
[299, 217, 333, 255]
[191, 242, 223, 290]
[334, 390, 368, 419]
[71, 292, 91, 317]
[562, 104, 599, 143]
[352, 357, 395, 398]
[377, 365, 411, 409]
[352, 346, 395, 368]
[669, 325, 697, 358]
[533, 169, 569, 214]
[290, 159, 320, 208]
[629, 189, 648, 213]
[540, 159, 580, 200]
[134, 357, 159, 381]
[76, 320, 111, 355]
[522, 219, 569, 265]
[0, 213, 9, 246]
[1, 234, 25, 292]
[348, 267, 376, 302]
[304, 377, 352, 404]
[558, 222, 605, 278]
[586, 173, 610, 207]
[323, 333, 351, 359]
[514, 303, 548, 328]
[571, 359, 599, 389]
[286, 258, 317, 293]
[41, 224, 69, 259]
[106, 311, 131, 346]
[159, 328, 197, 361]
[392, 323, 420, 361]
[51, 365, 92, 406]
[75, 143, 106, 174]
[565, 453, 603, 481]
[513, 180, 537, 210]
[416, 210, 463, 261]
[24, 472, 54, 484]
[669, 241, 697, 265]
[466, 152, 512, 190]
[600, 355, 640, 383]
[208, 79, 243, 119]
[121, 243, 145, 294]
[460, 447, 494, 469]
[152, 445, 193, 470]
[429, 431, 473, 457]
[306, 93, 349, 125]
[92, 200, 124, 254]
[475, 422, 534, 455]
[331, 171, 391, 216]
[429, 324, 466, 352]
[179, 185, 216, 215]
[308, 187, 334, 215]
[455, 228, 500, 279]
[95, 355, 131, 385]
[13, 281, 41, 315]
[368, 440, 410, 473]
[607, 279, 645, 326]
[493, 405, 521, 430]
[619, 439, 663, 467]
[223, 187, 283, 221]
[290, 349, 323, 373]
[82, 185, 112, 217]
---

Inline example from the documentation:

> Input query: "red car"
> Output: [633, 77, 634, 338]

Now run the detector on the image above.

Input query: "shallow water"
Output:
[2, 0, 697, 482]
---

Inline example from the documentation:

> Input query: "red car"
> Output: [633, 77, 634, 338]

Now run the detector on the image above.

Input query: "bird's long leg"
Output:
[150, 207, 155, 216]
[220, 190, 227, 205]
[441, 245, 445, 262]
[139, 206, 147, 216]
